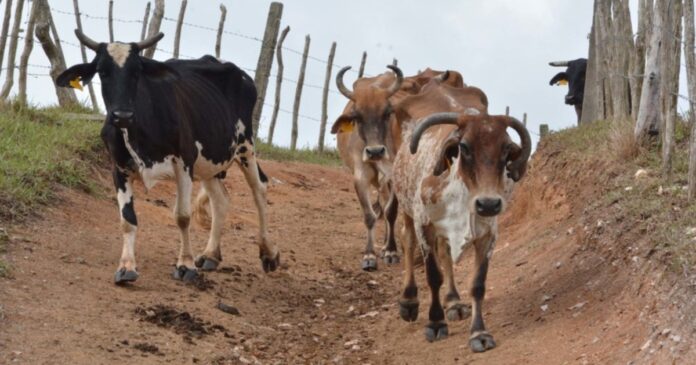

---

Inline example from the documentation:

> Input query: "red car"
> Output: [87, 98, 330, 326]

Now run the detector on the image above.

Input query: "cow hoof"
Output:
[172, 266, 198, 282]
[398, 300, 419, 322]
[382, 250, 400, 265]
[261, 252, 280, 273]
[469, 332, 496, 353]
[361, 256, 378, 271]
[446, 302, 472, 321]
[114, 268, 139, 285]
[194, 256, 220, 271]
[424, 321, 448, 342]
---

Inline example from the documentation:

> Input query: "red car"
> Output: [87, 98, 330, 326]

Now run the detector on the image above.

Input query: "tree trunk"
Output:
[609, 0, 634, 121]
[72, 0, 99, 112]
[108, 0, 114, 42]
[582, 0, 608, 124]
[358, 51, 367, 78]
[252, 2, 283, 138]
[318, 42, 337, 152]
[635, 0, 665, 143]
[17, 0, 38, 105]
[143, 0, 164, 59]
[215, 4, 227, 58]
[0, 0, 14, 80]
[290, 35, 310, 152]
[661, 0, 682, 174]
[173, 0, 187, 59]
[0, 0, 24, 101]
[140, 2, 151, 42]
[631, 0, 652, 118]
[685, 0, 696, 199]
[267, 25, 289, 145]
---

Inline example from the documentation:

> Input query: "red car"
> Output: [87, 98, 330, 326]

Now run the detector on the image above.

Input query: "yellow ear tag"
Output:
[339, 121, 354, 133]
[557, 80, 568, 86]
[69, 77, 83, 91]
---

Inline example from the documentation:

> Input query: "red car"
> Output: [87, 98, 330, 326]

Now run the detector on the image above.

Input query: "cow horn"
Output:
[136, 32, 165, 50]
[74, 29, 100, 51]
[409, 112, 460, 154]
[434, 70, 450, 82]
[505, 117, 532, 182]
[386, 65, 404, 96]
[336, 66, 354, 100]
[549, 60, 570, 67]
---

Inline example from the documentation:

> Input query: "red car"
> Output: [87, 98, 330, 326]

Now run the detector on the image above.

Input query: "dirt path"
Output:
[0, 160, 692, 364]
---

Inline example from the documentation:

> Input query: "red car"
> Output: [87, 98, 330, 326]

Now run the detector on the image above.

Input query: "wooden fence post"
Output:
[108, 0, 114, 42]
[215, 4, 227, 58]
[35, 0, 78, 107]
[685, 0, 696, 199]
[635, 0, 664, 143]
[0, 0, 14, 80]
[71, 0, 99, 111]
[173, 0, 187, 59]
[358, 51, 366, 78]
[392, 58, 398, 66]
[523, 112, 527, 127]
[505, 106, 510, 116]
[17, 0, 39, 106]
[267, 25, 289, 145]
[290, 34, 310, 151]
[318, 41, 337, 152]
[539, 124, 549, 138]
[143, 0, 164, 59]
[140, 2, 151, 42]
[0, 0, 24, 101]
[252, 1, 283, 138]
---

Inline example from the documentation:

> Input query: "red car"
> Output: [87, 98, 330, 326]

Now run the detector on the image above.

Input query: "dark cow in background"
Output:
[56, 30, 279, 284]
[549, 58, 587, 123]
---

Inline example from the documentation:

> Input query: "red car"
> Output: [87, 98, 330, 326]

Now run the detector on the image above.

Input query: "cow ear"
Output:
[549, 72, 568, 86]
[142, 58, 180, 81]
[330, 114, 355, 134]
[56, 63, 97, 89]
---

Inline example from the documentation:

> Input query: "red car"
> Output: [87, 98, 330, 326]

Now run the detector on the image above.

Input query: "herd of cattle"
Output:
[54, 30, 579, 354]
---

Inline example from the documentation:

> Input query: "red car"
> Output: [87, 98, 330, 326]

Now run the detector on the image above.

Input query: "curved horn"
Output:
[74, 29, 100, 51]
[135, 32, 164, 50]
[434, 70, 450, 83]
[409, 112, 460, 154]
[549, 60, 570, 67]
[505, 117, 532, 181]
[336, 66, 354, 100]
[386, 64, 404, 96]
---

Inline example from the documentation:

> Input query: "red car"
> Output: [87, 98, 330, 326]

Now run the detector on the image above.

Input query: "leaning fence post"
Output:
[392, 58, 398, 66]
[173, 0, 187, 59]
[290, 34, 310, 152]
[539, 124, 549, 138]
[505, 106, 510, 116]
[523, 112, 527, 127]
[215, 4, 227, 58]
[17, 0, 39, 106]
[108, 0, 114, 42]
[267, 25, 290, 145]
[143, 0, 164, 59]
[252, 1, 283, 138]
[358, 51, 367, 78]
[140, 2, 151, 42]
[0, 0, 24, 102]
[71, 0, 99, 111]
[0, 0, 14, 80]
[318, 41, 337, 152]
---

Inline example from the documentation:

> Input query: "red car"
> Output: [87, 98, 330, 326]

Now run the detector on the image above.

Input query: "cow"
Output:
[549, 58, 587, 123]
[392, 78, 531, 352]
[56, 30, 279, 284]
[331, 66, 462, 271]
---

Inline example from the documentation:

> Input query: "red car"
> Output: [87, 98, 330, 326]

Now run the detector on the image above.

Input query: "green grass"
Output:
[255, 141, 341, 166]
[0, 103, 103, 221]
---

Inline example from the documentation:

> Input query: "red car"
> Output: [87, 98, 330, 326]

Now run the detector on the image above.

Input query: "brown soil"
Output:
[1, 156, 694, 364]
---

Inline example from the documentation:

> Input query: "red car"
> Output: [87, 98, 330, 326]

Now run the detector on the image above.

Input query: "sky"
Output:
[11, 0, 664, 149]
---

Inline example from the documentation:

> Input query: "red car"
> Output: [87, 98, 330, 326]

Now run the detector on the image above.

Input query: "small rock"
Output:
[367, 280, 378, 287]
[634, 169, 649, 179]
[358, 311, 379, 319]
[541, 294, 553, 302]
[625, 186, 633, 191]
[568, 301, 588, 311]
[658, 186, 664, 195]
[596, 220, 604, 228]
[271, 177, 285, 185]
[145, 310, 156, 317]
[217, 302, 241, 316]
[540, 304, 549, 312]
[566, 227, 574, 235]
[670, 334, 681, 343]
[555, 261, 562, 269]
[347, 305, 355, 314]
[277, 323, 293, 331]
[351, 344, 361, 351]
[640, 339, 652, 351]
[685, 227, 696, 236]
[314, 298, 325, 307]
[344, 339, 359, 349]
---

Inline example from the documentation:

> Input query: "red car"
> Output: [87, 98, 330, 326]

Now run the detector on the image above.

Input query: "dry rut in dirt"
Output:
[0, 158, 692, 364]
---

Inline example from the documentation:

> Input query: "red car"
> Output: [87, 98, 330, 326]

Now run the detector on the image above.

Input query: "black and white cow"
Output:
[56, 30, 279, 284]
[549, 58, 587, 123]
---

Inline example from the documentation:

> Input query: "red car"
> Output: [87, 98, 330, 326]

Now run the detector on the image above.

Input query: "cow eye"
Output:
[459, 142, 472, 159]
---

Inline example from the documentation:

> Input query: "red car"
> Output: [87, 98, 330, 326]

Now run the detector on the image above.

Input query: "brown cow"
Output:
[331, 66, 461, 270]
[392, 79, 531, 352]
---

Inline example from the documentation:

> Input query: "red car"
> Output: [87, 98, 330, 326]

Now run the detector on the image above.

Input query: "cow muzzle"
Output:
[363, 146, 387, 162]
[565, 95, 578, 105]
[475, 197, 502, 217]
[111, 110, 134, 128]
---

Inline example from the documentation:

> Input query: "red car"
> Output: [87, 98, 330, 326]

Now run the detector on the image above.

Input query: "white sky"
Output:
[14, 0, 682, 149]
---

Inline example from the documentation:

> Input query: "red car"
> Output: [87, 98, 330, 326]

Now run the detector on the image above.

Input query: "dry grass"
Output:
[610, 118, 642, 160]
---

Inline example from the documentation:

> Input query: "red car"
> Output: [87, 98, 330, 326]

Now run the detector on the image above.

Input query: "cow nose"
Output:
[365, 146, 387, 160]
[565, 95, 575, 104]
[112, 110, 134, 120]
[475, 198, 502, 217]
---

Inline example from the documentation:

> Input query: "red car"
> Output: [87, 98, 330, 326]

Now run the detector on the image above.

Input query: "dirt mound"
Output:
[135, 304, 226, 341]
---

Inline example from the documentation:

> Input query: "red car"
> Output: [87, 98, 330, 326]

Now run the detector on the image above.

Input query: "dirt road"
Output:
[0, 159, 691, 364]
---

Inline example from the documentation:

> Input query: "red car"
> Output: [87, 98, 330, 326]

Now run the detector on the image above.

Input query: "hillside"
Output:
[0, 112, 694, 364]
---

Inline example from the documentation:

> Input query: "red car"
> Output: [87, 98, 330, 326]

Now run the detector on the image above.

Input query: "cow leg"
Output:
[575, 104, 582, 124]
[354, 174, 378, 271]
[469, 234, 497, 353]
[381, 190, 400, 265]
[235, 142, 279, 273]
[398, 213, 419, 321]
[194, 178, 229, 271]
[438, 239, 471, 321]
[423, 225, 447, 342]
[171, 161, 198, 282]
[113, 169, 139, 285]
